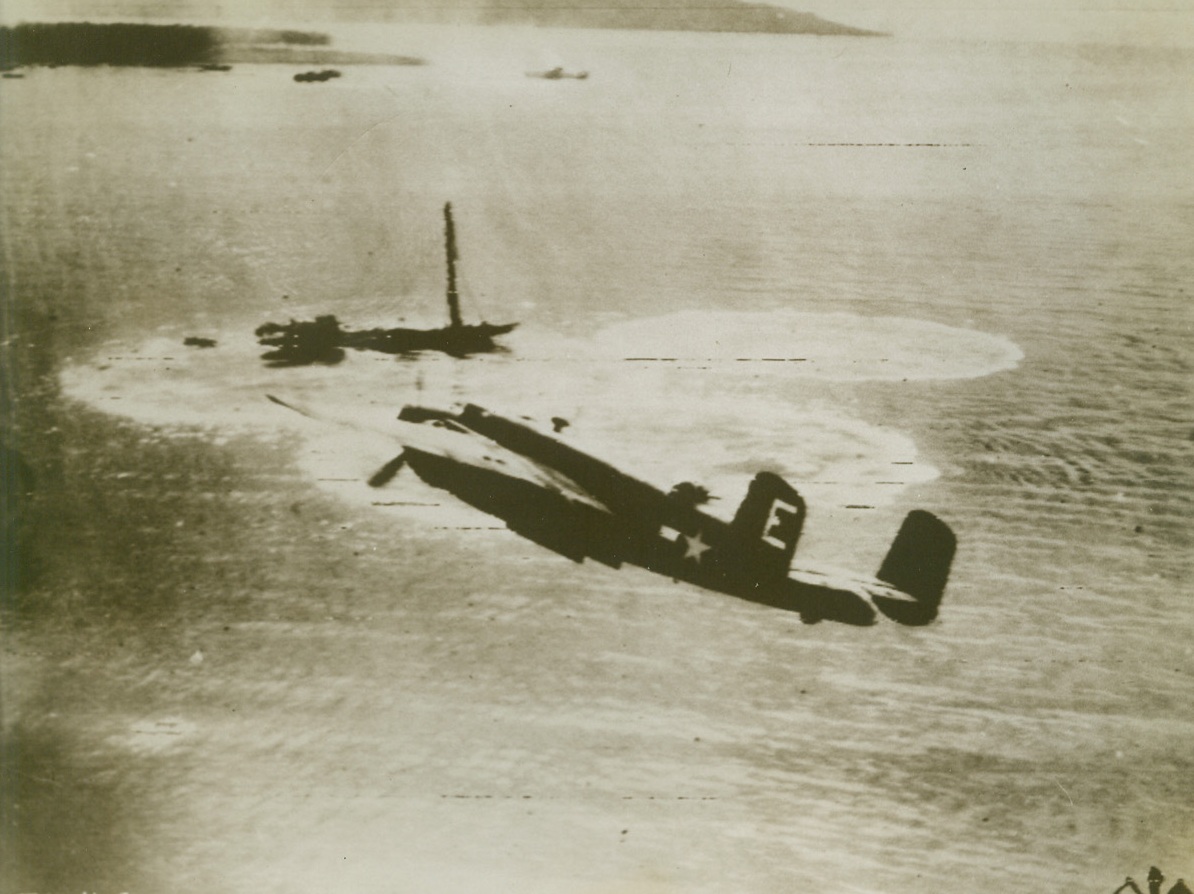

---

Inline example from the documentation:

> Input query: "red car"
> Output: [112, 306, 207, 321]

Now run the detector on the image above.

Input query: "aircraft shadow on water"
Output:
[269, 396, 957, 626]
[255, 203, 517, 366]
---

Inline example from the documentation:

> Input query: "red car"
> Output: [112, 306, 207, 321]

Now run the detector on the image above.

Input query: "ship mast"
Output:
[443, 202, 463, 329]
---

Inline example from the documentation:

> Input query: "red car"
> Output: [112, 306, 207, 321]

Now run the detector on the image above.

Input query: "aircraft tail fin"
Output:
[730, 472, 806, 564]
[873, 510, 956, 625]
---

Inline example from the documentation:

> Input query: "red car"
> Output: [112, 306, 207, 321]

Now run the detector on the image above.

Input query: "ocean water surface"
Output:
[2, 22, 1192, 894]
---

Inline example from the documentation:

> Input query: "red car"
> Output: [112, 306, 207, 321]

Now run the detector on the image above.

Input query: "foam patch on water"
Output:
[581, 311, 1023, 382]
[60, 311, 1017, 516]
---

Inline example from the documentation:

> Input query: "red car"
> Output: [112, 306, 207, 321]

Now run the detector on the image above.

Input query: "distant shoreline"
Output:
[0, 6, 885, 71]
[0, 22, 425, 68]
[391, 2, 887, 37]
[1, 6, 886, 71]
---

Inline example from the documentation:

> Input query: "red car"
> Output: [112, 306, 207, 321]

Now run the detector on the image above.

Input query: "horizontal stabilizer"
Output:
[873, 510, 956, 625]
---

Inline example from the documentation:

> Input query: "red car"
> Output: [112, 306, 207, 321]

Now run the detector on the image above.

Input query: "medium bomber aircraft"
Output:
[268, 395, 956, 626]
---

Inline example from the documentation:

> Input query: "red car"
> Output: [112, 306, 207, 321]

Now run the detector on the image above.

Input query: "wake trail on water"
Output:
[60, 310, 1021, 518]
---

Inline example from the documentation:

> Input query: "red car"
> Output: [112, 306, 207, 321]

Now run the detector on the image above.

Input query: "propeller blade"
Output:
[368, 453, 407, 488]
[266, 393, 323, 421]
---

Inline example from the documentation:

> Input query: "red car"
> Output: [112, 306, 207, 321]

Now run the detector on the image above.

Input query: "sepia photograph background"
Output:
[2, 1, 1191, 891]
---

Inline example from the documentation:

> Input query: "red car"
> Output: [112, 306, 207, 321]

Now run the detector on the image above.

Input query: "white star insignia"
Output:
[681, 530, 712, 562]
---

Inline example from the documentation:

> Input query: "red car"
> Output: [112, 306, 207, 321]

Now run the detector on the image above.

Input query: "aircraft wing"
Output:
[266, 394, 613, 515]
[414, 428, 615, 515]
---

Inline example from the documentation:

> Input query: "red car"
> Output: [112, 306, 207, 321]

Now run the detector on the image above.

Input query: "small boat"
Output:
[293, 69, 340, 83]
[256, 203, 518, 365]
[526, 66, 589, 80]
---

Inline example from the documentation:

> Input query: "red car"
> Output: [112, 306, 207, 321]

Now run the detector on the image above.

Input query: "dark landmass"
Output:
[1, 22, 219, 67]
[1, 0, 885, 43]
[318, 0, 886, 35]
[0, 22, 424, 68]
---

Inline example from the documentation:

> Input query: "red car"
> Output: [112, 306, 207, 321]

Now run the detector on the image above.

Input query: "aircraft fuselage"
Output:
[400, 405, 883, 625]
